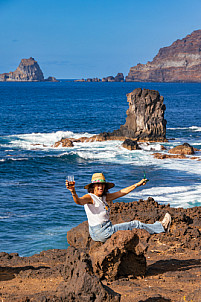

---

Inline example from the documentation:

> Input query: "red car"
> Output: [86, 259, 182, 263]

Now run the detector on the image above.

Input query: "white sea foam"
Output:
[4, 130, 93, 150]
[2, 130, 201, 178]
[189, 126, 201, 132]
[139, 142, 162, 151]
[129, 184, 201, 208]
[167, 125, 201, 132]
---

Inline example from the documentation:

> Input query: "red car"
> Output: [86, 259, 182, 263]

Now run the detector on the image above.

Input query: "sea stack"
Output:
[126, 30, 201, 82]
[100, 88, 167, 142]
[0, 57, 44, 81]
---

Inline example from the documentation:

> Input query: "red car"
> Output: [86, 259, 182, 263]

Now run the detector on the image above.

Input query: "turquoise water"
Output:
[0, 81, 201, 256]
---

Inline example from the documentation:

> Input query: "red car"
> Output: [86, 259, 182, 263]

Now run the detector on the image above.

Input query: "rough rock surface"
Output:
[114, 73, 124, 82]
[53, 138, 74, 147]
[168, 142, 195, 155]
[62, 246, 120, 301]
[126, 30, 201, 82]
[153, 143, 201, 161]
[1, 199, 201, 301]
[0, 57, 44, 82]
[102, 73, 124, 82]
[45, 76, 59, 82]
[101, 88, 167, 142]
[68, 226, 149, 281]
[122, 139, 141, 150]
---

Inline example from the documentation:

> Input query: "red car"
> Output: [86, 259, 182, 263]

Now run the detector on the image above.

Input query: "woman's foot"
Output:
[161, 213, 171, 232]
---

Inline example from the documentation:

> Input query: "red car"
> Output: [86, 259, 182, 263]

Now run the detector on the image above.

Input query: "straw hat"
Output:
[84, 173, 115, 190]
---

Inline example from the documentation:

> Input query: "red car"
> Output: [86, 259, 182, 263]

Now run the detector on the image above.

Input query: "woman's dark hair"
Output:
[88, 183, 109, 195]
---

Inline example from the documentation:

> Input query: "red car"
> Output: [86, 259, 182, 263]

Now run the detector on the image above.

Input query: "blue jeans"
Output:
[89, 220, 165, 242]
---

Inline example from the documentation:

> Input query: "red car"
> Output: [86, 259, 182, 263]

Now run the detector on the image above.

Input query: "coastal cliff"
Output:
[0, 57, 58, 82]
[126, 30, 201, 82]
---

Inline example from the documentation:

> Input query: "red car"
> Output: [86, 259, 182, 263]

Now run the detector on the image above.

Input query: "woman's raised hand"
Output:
[137, 178, 148, 187]
[65, 179, 75, 193]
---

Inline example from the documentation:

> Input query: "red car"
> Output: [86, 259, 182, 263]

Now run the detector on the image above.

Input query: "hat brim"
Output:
[84, 182, 115, 190]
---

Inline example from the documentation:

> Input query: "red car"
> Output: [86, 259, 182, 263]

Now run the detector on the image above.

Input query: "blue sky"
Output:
[0, 0, 201, 78]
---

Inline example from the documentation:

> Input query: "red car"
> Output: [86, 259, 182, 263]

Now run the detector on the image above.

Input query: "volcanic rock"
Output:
[67, 222, 148, 281]
[102, 76, 115, 82]
[62, 246, 120, 301]
[122, 139, 141, 150]
[53, 88, 167, 147]
[101, 88, 167, 142]
[45, 76, 59, 82]
[114, 73, 124, 82]
[53, 138, 74, 147]
[153, 153, 187, 160]
[89, 230, 148, 281]
[0, 57, 44, 82]
[1, 199, 201, 301]
[126, 30, 201, 82]
[102, 73, 124, 82]
[168, 143, 195, 155]
[86, 77, 101, 82]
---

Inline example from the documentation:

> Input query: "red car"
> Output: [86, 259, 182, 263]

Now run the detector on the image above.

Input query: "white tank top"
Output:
[84, 193, 110, 226]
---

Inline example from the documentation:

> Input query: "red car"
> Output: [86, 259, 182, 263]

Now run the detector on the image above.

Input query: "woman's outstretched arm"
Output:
[65, 180, 93, 205]
[106, 179, 147, 202]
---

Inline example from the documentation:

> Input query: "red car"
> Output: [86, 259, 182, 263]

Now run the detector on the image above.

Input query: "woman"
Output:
[66, 173, 171, 242]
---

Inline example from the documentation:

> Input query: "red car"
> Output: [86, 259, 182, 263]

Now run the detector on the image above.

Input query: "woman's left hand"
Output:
[137, 179, 148, 187]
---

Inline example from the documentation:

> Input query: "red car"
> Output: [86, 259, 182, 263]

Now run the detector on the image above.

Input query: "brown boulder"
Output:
[54, 138, 74, 147]
[67, 220, 92, 249]
[89, 229, 149, 281]
[168, 143, 194, 155]
[153, 153, 187, 159]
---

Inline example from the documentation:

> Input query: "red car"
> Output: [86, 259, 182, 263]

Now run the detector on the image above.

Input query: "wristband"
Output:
[72, 193, 76, 196]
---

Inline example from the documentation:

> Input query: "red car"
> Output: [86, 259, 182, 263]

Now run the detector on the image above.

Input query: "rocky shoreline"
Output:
[1, 198, 201, 301]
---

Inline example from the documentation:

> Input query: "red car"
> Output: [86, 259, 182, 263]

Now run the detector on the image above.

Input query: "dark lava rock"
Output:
[122, 139, 141, 150]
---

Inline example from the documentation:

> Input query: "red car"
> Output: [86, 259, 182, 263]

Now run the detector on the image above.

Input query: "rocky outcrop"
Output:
[1, 199, 201, 301]
[102, 76, 115, 82]
[101, 88, 167, 142]
[75, 73, 124, 82]
[114, 73, 124, 82]
[122, 139, 141, 150]
[86, 77, 101, 82]
[54, 138, 74, 147]
[45, 76, 59, 82]
[0, 57, 44, 82]
[153, 143, 201, 160]
[168, 143, 195, 155]
[53, 88, 167, 147]
[63, 246, 120, 301]
[102, 73, 124, 82]
[67, 225, 148, 281]
[0, 57, 58, 82]
[126, 30, 201, 82]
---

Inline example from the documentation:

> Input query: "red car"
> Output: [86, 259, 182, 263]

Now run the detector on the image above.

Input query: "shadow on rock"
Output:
[147, 258, 201, 276]
[139, 297, 171, 302]
[0, 265, 50, 281]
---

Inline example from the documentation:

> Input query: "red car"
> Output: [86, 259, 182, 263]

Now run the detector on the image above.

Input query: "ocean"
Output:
[0, 81, 201, 256]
